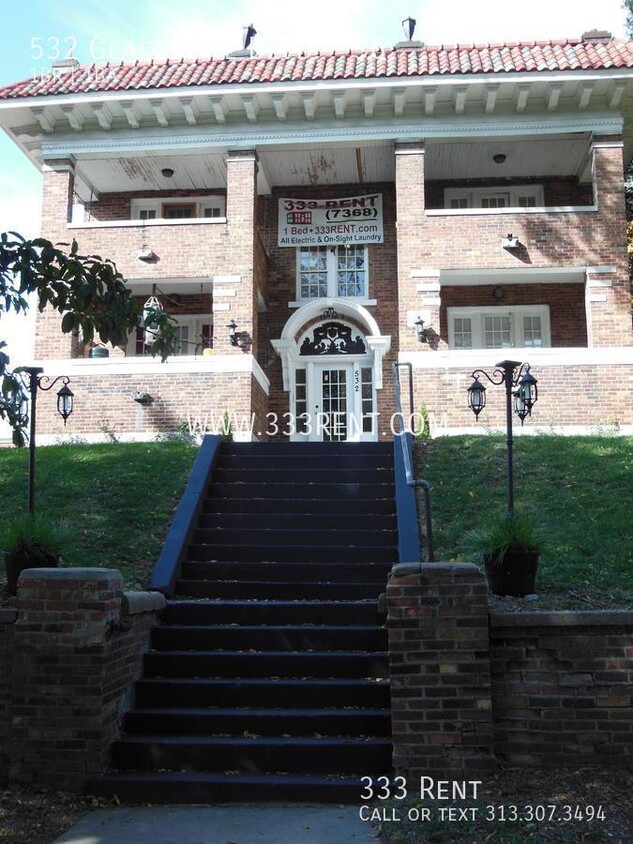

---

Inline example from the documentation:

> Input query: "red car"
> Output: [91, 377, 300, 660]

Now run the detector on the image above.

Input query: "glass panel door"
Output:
[320, 367, 349, 442]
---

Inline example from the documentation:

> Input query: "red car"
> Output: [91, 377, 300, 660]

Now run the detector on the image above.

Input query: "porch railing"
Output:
[392, 361, 434, 562]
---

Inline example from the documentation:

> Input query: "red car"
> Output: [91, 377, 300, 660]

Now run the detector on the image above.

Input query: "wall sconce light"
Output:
[414, 315, 428, 344]
[502, 233, 520, 250]
[227, 319, 238, 346]
[493, 286, 505, 300]
[161, 168, 174, 178]
[137, 247, 156, 262]
[132, 391, 154, 405]
[493, 153, 506, 164]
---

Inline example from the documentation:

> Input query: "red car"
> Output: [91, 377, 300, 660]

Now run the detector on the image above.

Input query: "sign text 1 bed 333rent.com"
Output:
[277, 194, 384, 247]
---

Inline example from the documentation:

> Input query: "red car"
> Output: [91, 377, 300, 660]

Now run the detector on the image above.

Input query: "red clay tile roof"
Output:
[2, 39, 633, 99]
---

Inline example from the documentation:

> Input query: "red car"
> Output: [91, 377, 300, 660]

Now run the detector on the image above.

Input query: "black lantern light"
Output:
[56, 382, 74, 424]
[414, 316, 428, 344]
[465, 360, 538, 513]
[514, 367, 538, 423]
[467, 376, 487, 420]
[227, 319, 238, 346]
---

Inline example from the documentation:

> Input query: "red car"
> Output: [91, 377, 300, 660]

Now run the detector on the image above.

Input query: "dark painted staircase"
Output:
[89, 441, 396, 803]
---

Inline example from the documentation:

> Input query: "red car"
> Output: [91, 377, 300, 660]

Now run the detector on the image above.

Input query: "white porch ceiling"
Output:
[72, 134, 593, 200]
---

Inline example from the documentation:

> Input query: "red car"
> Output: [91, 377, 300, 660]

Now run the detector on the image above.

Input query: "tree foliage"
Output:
[625, 0, 633, 37]
[1, 231, 176, 446]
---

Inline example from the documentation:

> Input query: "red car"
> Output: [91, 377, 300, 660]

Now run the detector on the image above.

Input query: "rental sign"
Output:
[277, 194, 383, 247]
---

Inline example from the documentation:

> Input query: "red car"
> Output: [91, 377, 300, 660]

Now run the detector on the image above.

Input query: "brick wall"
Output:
[0, 608, 16, 781]
[32, 365, 256, 438]
[387, 565, 633, 781]
[410, 360, 633, 433]
[387, 563, 496, 779]
[0, 569, 164, 790]
[490, 611, 633, 767]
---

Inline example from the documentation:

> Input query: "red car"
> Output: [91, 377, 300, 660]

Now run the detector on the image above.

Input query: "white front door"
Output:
[315, 364, 353, 442]
[293, 360, 376, 442]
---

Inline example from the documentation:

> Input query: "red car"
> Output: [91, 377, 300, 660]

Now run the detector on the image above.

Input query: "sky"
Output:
[0, 0, 629, 367]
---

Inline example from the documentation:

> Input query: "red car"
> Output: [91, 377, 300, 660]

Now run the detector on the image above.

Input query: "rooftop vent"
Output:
[51, 57, 81, 75]
[394, 16, 424, 49]
[228, 24, 257, 58]
[581, 29, 612, 42]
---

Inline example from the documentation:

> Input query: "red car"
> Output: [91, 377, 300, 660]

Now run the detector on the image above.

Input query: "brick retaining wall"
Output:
[388, 564, 633, 781]
[0, 569, 164, 790]
[490, 610, 633, 767]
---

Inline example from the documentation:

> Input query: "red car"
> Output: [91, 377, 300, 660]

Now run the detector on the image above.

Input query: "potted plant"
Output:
[466, 510, 541, 597]
[3, 514, 70, 595]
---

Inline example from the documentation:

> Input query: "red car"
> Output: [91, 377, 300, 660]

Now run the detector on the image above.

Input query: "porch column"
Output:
[219, 150, 259, 356]
[35, 158, 77, 360]
[395, 143, 440, 352]
[586, 140, 632, 347]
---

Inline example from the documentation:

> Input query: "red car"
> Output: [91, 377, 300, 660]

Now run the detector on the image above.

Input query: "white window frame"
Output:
[447, 305, 551, 350]
[295, 245, 369, 301]
[445, 184, 544, 210]
[131, 196, 226, 221]
[127, 315, 213, 357]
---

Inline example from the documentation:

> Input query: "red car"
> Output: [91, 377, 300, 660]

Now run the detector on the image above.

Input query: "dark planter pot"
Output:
[483, 549, 539, 597]
[4, 551, 60, 596]
[89, 346, 109, 358]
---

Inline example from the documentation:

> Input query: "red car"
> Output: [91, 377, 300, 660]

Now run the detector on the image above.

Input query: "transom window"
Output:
[445, 185, 544, 210]
[447, 306, 550, 350]
[297, 246, 368, 299]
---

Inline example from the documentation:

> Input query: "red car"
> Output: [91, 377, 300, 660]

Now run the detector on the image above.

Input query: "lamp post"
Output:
[466, 359, 538, 514]
[22, 367, 74, 514]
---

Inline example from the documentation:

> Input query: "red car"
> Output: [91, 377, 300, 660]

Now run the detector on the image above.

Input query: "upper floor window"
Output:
[131, 196, 225, 221]
[447, 305, 550, 350]
[297, 245, 368, 299]
[129, 316, 213, 357]
[444, 185, 544, 210]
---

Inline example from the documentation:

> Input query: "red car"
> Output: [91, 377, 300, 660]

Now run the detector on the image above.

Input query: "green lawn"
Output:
[0, 441, 197, 590]
[1, 437, 631, 601]
[416, 435, 633, 600]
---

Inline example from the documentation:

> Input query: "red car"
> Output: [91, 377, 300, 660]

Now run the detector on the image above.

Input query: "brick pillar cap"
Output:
[18, 567, 123, 584]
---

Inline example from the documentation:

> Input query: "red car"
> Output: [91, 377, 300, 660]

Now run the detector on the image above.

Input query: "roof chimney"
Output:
[581, 29, 613, 42]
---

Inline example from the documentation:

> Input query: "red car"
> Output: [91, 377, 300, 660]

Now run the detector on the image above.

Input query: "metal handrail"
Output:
[392, 361, 434, 562]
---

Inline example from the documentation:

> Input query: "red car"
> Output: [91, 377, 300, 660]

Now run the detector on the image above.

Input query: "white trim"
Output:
[33, 354, 270, 394]
[426, 205, 597, 216]
[288, 298, 377, 308]
[213, 274, 242, 285]
[271, 298, 390, 391]
[9, 69, 633, 112]
[586, 265, 616, 274]
[440, 266, 586, 285]
[38, 112, 623, 157]
[68, 217, 226, 229]
[410, 268, 441, 278]
[400, 346, 633, 368]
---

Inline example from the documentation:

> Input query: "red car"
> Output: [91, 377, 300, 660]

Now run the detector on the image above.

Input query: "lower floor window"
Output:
[447, 306, 550, 350]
